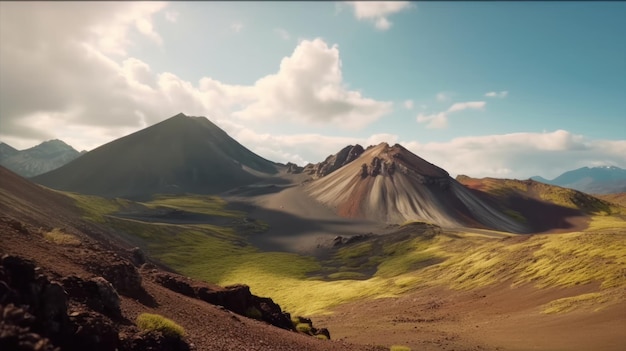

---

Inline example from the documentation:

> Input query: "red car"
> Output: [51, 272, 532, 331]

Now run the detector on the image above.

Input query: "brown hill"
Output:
[596, 192, 626, 207]
[456, 175, 622, 232]
[33, 113, 280, 200]
[306, 142, 528, 232]
[0, 166, 378, 351]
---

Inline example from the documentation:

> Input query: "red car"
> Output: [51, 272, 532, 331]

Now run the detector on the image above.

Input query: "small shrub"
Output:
[44, 228, 81, 246]
[136, 313, 185, 338]
[315, 334, 329, 340]
[295, 323, 312, 334]
[390, 346, 411, 351]
[245, 306, 263, 320]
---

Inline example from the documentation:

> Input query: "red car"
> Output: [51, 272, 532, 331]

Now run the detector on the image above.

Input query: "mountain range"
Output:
[0, 139, 84, 177]
[532, 166, 626, 194]
[30, 113, 619, 234]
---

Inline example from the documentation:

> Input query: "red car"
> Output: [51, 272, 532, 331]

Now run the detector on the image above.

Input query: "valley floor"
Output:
[315, 283, 626, 351]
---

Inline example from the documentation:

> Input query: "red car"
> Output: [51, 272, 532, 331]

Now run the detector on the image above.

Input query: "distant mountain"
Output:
[306, 142, 528, 233]
[0, 139, 83, 177]
[33, 113, 280, 200]
[531, 166, 626, 194]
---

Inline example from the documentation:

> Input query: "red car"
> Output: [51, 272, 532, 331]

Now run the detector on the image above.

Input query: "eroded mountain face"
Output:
[306, 143, 528, 233]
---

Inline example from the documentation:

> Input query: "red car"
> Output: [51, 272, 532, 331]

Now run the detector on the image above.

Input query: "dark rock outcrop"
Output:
[146, 271, 295, 331]
[1, 254, 190, 351]
[305, 144, 365, 179]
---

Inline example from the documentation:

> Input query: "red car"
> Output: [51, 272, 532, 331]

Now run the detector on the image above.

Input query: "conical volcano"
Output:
[33, 113, 279, 199]
[306, 142, 528, 232]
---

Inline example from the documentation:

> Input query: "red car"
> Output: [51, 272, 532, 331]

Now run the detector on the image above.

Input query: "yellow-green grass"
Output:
[426, 231, 626, 291]
[66, 192, 130, 222]
[136, 313, 185, 338]
[390, 346, 411, 351]
[541, 293, 609, 314]
[74, 192, 626, 316]
[43, 228, 81, 246]
[145, 194, 244, 217]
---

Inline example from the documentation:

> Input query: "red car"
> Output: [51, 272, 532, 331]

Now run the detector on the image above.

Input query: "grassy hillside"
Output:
[69, 192, 626, 317]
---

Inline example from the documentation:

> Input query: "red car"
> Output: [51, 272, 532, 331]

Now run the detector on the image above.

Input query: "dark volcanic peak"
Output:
[33, 113, 280, 199]
[302, 144, 365, 179]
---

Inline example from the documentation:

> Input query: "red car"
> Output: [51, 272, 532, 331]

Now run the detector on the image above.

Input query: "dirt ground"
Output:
[314, 283, 626, 351]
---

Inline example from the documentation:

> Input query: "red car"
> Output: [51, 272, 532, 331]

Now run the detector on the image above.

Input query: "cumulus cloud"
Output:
[0, 3, 390, 150]
[404, 130, 626, 179]
[417, 101, 486, 129]
[346, 1, 412, 30]
[485, 91, 508, 98]
[196, 122, 626, 180]
[233, 38, 392, 128]
[403, 99, 414, 110]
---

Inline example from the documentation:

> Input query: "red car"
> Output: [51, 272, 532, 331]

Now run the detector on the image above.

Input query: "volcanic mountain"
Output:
[306, 142, 528, 232]
[0, 139, 83, 177]
[33, 113, 280, 199]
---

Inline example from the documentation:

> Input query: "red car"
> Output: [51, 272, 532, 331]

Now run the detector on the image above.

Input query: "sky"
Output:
[0, 1, 625, 179]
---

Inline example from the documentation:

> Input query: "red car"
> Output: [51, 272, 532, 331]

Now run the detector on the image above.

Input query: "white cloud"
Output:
[416, 112, 448, 129]
[403, 130, 626, 179]
[417, 101, 486, 129]
[447, 101, 486, 113]
[436, 92, 452, 102]
[165, 10, 179, 23]
[403, 99, 414, 110]
[485, 91, 508, 98]
[0, 3, 391, 151]
[231, 21, 243, 33]
[194, 123, 626, 180]
[346, 1, 412, 31]
[233, 38, 393, 128]
[274, 28, 290, 40]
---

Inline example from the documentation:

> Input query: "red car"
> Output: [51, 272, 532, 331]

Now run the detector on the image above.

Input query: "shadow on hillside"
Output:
[467, 188, 588, 233]
[224, 199, 391, 255]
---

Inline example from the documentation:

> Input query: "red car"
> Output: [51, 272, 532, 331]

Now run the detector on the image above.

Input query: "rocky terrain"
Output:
[0, 166, 381, 351]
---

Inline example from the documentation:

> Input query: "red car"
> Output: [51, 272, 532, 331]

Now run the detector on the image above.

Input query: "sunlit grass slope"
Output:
[69, 192, 626, 316]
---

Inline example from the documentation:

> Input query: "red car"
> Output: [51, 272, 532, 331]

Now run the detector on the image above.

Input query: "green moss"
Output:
[136, 313, 185, 338]
[296, 323, 312, 333]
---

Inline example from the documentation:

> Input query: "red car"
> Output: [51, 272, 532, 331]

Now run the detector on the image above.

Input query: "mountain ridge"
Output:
[0, 139, 82, 177]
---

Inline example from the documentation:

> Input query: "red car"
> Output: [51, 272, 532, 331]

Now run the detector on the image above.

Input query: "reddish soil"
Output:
[315, 284, 626, 351]
[0, 166, 382, 351]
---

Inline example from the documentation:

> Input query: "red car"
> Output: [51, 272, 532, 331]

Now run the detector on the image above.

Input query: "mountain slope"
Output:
[306, 142, 528, 232]
[532, 166, 626, 194]
[457, 175, 623, 232]
[0, 139, 82, 177]
[33, 113, 280, 199]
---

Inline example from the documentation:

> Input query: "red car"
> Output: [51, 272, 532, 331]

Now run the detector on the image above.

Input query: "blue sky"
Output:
[1, 1, 625, 178]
